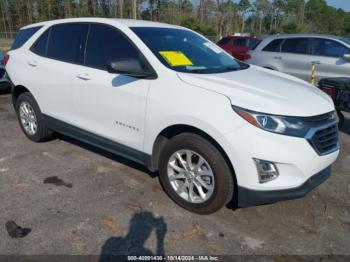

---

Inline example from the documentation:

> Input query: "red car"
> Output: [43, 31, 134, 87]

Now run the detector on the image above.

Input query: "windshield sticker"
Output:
[204, 42, 223, 54]
[159, 51, 193, 67]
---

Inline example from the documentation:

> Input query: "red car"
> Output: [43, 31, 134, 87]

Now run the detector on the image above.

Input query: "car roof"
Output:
[262, 33, 344, 41]
[21, 18, 183, 30]
[222, 35, 257, 39]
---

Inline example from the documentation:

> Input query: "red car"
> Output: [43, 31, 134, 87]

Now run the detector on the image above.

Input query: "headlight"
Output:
[233, 106, 337, 137]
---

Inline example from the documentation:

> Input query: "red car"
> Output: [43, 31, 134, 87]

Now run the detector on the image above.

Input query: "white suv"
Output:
[6, 18, 339, 214]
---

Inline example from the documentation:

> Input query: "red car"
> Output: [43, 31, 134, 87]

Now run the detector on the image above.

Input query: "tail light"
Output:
[237, 53, 251, 61]
[321, 85, 337, 100]
[3, 54, 9, 66]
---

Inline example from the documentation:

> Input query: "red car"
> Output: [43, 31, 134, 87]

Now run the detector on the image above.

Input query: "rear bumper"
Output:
[0, 70, 10, 90]
[237, 165, 331, 207]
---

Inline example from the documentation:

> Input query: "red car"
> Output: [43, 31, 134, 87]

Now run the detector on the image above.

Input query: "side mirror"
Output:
[107, 58, 155, 79]
[343, 54, 350, 63]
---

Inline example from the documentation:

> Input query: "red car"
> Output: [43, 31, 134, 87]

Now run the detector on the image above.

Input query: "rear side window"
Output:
[11, 26, 42, 50]
[217, 37, 230, 45]
[312, 38, 350, 58]
[85, 24, 140, 70]
[31, 29, 50, 56]
[262, 39, 283, 52]
[47, 23, 88, 63]
[281, 38, 309, 54]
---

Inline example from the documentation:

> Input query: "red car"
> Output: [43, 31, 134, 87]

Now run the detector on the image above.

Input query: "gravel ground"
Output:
[0, 92, 349, 257]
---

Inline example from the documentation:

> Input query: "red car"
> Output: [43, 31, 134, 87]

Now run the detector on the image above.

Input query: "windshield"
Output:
[339, 37, 350, 46]
[131, 27, 248, 74]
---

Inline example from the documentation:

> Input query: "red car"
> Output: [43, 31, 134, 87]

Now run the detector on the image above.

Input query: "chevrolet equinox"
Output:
[5, 18, 340, 214]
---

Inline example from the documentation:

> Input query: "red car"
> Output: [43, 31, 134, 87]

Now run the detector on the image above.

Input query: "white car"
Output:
[6, 18, 339, 214]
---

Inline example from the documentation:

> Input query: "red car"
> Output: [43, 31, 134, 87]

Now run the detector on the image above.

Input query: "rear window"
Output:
[11, 26, 42, 50]
[233, 38, 247, 46]
[262, 39, 283, 52]
[217, 37, 231, 45]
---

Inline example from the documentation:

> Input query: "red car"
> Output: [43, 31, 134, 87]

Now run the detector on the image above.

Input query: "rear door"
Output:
[310, 38, 350, 82]
[29, 23, 88, 122]
[279, 38, 311, 81]
[249, 38, 283, 69]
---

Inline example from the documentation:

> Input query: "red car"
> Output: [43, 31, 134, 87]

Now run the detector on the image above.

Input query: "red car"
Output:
[217, 36, 261, 60]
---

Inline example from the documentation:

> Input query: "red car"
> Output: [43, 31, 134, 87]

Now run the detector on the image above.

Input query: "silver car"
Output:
[246, 34, 350, 83]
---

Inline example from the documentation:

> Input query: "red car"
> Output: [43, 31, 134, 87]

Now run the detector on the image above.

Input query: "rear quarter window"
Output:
[262, 39, 283, 52]
[31, 29, 50, 56]
[11, 26, 42, 50]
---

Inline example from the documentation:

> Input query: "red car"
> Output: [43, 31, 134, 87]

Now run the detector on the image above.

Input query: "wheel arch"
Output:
[12, 85, 30, 105]
[151, 124, 237, 183]
[262, 65, 278, 71]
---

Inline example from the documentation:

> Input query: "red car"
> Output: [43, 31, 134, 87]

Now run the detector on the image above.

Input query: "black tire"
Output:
[158, 133, 234, 214]
[15, 92, 53, 142]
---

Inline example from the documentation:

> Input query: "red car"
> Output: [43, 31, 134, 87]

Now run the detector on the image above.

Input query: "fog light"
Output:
[254, 159, 279, 183]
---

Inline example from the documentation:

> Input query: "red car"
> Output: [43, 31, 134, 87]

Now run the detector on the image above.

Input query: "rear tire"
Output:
[15, 92, 53, 142]
[158, 133, 234, 214]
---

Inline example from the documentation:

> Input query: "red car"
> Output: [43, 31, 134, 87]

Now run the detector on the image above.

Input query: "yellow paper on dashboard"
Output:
[159, 51, 193, 67]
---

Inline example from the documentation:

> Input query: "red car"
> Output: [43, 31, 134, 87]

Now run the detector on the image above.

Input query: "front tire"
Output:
[15, 92, 53, 142]
[158, 133, 234, 214]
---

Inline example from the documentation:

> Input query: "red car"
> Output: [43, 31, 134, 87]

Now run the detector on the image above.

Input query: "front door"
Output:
[71, 23, 151, 152]
[310, 38, 350, 82]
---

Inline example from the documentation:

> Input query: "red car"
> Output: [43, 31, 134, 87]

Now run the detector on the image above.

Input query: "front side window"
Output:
[312, 38, 350, 58]
[262, 39, 283, 52]
[11, 26, 42, 50]
[47, 23, 88, 63]
[131, 27, 246, 74]
[281, 38, 309, 54]
[85, 24, 140, 70]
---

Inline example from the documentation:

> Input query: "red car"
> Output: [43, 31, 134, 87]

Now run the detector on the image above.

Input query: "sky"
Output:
[192, 1, 350, 12]
[326, 0, 350, 12]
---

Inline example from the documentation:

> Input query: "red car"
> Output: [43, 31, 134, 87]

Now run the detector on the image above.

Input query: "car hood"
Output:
[177, 66, 334, 117]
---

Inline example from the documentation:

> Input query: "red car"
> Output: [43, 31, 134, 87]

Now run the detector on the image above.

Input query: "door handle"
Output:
[28, 60, 38, 67]
[274, 56, 282, 60]
[76, 73, 91, 81]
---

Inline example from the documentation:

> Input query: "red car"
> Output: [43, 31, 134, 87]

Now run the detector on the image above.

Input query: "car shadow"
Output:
[99, 212, 167, 261]
[56, 133, 157, 178]
[0, 87, 10, 96]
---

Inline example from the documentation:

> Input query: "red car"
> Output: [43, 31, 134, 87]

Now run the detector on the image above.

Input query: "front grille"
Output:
[309, 124, 339, 155]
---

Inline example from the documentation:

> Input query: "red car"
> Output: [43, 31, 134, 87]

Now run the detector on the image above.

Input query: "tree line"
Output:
[0, 0, 349, 39]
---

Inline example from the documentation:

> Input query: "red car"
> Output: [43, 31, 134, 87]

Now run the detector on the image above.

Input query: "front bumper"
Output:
[216, 120, 339, 207]
[237, 165, 331, 207]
